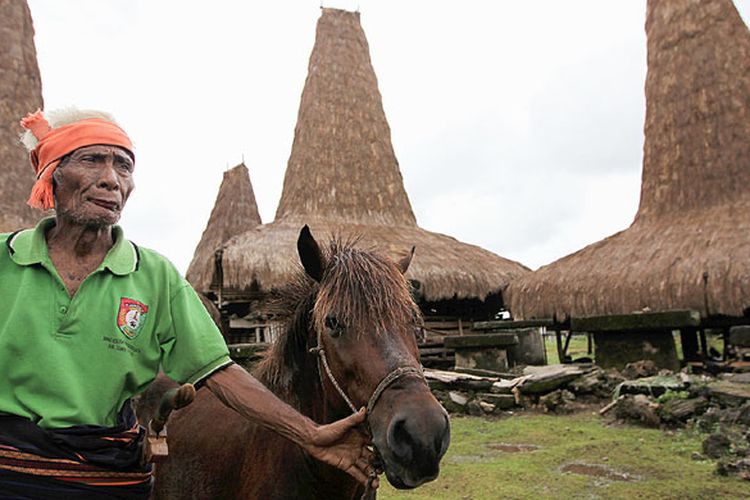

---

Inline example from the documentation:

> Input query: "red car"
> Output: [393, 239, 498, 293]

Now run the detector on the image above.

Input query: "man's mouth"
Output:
[89, 198, 120, 211]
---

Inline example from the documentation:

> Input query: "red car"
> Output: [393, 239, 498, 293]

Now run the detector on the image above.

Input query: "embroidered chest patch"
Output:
[117, 297, 149, 339]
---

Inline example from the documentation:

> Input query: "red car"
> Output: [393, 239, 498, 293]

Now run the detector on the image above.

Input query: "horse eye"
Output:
[325, 315, 343, 338]
[325, 315, 337, 329]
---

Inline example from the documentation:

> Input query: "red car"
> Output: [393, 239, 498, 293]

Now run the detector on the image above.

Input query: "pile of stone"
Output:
[426, 360, 750, 480]
[609, 365, 750, 481]
[425, 363, 622, 416]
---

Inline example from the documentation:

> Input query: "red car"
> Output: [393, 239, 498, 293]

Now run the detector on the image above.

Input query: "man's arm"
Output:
[204, 364, 378, 487]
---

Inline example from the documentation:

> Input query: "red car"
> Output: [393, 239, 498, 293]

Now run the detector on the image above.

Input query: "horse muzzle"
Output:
[369, 380, 450, 489]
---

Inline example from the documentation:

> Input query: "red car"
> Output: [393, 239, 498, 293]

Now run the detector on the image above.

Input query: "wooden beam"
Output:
[571, 310, 701, 332]
[701, 315, 750, 329]
[444, 333, 519, 349]
[472, 319, 555, 331]
[562, 331, 573, 359]
[555, 327, 564, 364]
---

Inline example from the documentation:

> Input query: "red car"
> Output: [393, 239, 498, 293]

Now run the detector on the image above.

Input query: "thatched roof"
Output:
[507, 0, 750, 321]
[219, 219, 527, 303]
[186, 163, 261, 288]
[193, 8, 528, 303]
[0, 0, 43, 233]
[274, 8, 416, 226]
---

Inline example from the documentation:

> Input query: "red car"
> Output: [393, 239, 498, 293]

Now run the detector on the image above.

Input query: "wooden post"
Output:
[458, 318, 464, 336]
[680, 327, 700, 361]
[213, 249, 224, 309]
[555, 327, 564, 365]
[699, 328, 709, 358]
[562, 331, 573, 361]
[587, 332, 593, 355]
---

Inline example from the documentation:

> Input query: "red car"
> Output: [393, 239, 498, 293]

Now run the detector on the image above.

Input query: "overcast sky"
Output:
[25, 0, 750, 273]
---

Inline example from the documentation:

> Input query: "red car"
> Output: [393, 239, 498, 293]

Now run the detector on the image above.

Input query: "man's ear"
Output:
[297, 225, 326, 282]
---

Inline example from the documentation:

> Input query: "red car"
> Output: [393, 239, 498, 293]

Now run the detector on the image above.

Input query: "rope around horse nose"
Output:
[309, 333, 427, 500]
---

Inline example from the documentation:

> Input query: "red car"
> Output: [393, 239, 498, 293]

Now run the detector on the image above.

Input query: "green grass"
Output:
[545, 334, 592, 364]
[378, 413, 748, 500]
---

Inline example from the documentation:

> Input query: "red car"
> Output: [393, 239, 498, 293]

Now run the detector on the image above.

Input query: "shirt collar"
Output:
[8, 216, 139, 275]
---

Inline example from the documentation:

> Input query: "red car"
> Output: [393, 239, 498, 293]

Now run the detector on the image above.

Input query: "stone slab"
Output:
[616, 375, 687, 397]
[516, 364, 589, 394]
[424, 368, 495, 391]
[707, 381, 750, 407]
[594, 330, 680, 371]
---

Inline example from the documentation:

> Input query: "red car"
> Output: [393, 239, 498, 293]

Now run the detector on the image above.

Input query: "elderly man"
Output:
[0, 109, 376, 498]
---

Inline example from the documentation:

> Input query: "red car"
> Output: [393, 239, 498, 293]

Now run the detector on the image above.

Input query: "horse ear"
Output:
[396, 246, 415, 275]
[297, 225, 325, 282]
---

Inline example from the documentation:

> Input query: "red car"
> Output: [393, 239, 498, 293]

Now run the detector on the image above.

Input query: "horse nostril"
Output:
[436, 413, 451, 457]
[387, 417, 414, 463]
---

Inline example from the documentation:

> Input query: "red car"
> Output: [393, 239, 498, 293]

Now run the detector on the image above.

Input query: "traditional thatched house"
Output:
[186, 163, 262, 290]
[0, 0, 43, 232]
[506, 0, 750, 367]
[185, 163, 261, 340]
[190, 9, 528, 342]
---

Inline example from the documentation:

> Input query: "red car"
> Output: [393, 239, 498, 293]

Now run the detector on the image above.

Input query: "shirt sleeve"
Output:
[160, 284, 232, 385]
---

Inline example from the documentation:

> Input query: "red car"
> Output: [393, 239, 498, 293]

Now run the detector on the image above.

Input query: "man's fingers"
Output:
[344, 407, 367, 426]
[356, 457, 370, 472]
[361, 446, 375, 463]
[346, 463, 370, 486]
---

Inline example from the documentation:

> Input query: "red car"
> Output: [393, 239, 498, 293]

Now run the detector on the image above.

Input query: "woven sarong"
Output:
[0, 403, 151, 499]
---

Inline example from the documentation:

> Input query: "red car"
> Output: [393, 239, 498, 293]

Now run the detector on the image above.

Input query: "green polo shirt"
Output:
[0, 218, 231, 429]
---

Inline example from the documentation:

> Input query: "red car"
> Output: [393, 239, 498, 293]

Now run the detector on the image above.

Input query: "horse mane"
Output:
[253, 238, 421, 406]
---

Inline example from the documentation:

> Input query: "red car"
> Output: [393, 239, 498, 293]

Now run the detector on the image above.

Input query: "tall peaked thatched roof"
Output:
[186, 163, 261, 288]
[507, 0, 750, 320]
[0, 0, 43, 233]
[275, 8, 416, 226]
[191, 8, 528, 304]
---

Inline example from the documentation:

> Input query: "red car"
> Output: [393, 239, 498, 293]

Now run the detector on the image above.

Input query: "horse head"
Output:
[297, 226, 450, 489]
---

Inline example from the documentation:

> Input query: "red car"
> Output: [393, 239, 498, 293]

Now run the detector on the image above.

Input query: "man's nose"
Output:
[96, 162, 120, 190]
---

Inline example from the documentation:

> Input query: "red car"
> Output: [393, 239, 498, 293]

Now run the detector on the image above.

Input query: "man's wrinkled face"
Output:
[53, 144, 135, 227]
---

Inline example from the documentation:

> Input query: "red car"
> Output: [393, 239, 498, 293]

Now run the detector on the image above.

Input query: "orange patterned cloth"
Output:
[20, 110, 134, 210]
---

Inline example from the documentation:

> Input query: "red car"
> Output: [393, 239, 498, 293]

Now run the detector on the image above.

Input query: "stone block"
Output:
[477, 393, 516, 410]
[506, 327, 546, 366]
[455, 348, 509, 372]
[594, 330, 679, 371]
[729, 326, 750, 347]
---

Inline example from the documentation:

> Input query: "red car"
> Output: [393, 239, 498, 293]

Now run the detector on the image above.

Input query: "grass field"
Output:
[378, 412, 748, 500]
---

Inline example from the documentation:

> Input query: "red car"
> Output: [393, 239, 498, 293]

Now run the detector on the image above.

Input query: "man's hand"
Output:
[206, 366, 380, 488]
[304, 407, 380, 489]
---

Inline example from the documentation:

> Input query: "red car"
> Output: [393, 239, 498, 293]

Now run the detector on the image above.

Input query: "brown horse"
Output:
[151, 227, 450, 499]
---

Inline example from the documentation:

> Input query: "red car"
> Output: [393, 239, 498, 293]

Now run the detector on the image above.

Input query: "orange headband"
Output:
[20, 110, 135, 210]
